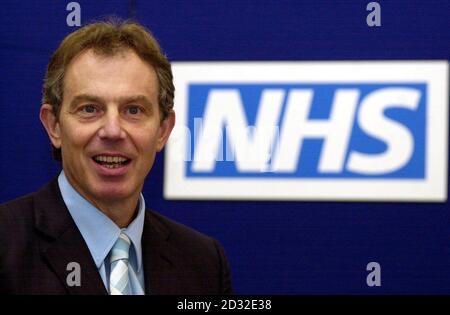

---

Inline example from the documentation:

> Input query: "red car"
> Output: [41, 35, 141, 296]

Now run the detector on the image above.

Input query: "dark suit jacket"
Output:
[0, 178, 233, 294]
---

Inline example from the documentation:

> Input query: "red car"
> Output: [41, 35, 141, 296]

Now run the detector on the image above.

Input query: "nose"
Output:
[97, 109, 126, 140]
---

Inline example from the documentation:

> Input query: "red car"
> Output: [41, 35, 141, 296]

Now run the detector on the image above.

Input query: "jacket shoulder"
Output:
[148, 210, 217, 246]
[0, 192, 35, 229]
[145, 209, 234, 294]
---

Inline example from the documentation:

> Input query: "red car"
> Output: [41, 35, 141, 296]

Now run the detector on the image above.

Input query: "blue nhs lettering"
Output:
[187, 84, 425, 178]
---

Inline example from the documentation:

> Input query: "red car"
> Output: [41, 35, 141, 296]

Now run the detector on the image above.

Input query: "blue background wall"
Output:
[0, 0, 449, 294]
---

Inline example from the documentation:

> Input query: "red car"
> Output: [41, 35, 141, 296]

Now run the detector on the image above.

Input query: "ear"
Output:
[156, 110, 176, 152]
[40, 104, 62, 149]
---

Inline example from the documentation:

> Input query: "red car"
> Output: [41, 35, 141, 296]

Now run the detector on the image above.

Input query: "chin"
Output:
[91, 183, 136, 202]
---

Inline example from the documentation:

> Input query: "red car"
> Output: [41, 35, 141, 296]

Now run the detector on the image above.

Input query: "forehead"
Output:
[63, 49, 158, 103]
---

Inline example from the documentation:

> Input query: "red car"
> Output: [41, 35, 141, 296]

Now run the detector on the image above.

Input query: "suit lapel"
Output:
[42, 224, 107, 295]
[34, 177, 107, 295]
[32, 177, 185, 295]
[142, 211, 182, 295]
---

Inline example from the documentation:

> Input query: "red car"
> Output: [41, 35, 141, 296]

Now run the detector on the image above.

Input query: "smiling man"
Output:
[0, 20, 233, 295]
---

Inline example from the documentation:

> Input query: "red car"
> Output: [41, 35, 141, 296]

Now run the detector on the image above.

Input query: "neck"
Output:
[62, 171, 141, 228]
[94, 198, 140, 228]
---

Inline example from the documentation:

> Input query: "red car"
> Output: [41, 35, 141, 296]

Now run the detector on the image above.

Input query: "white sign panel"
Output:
[164, 61, 448, 201]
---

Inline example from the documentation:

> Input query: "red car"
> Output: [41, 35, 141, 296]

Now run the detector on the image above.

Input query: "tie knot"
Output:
[110, 233, 131, 263]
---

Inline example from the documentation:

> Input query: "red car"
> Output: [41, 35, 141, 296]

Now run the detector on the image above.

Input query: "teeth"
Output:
[94, 155, 128, 163]
[104, 164, 122, 169]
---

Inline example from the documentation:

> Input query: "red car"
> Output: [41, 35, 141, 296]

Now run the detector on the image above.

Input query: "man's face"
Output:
[45, 49, 174, 207]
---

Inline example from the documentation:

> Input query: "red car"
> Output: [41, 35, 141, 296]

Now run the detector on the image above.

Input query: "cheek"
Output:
[133, 126, 160, 152]
[60, 124, 97, 151]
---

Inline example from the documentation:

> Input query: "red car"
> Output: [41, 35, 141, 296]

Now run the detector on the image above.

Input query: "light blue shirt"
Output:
[58, 171, 146, 294]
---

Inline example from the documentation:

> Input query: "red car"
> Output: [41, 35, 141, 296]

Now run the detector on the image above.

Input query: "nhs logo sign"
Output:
[165, 62, 448, 201]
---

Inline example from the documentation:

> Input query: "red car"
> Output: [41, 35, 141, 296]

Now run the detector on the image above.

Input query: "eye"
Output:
[81, 104, 97, 113]
[126, 105, 142, 115]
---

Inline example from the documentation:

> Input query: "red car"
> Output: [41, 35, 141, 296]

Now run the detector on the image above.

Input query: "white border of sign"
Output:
[164, 61, 448, 202]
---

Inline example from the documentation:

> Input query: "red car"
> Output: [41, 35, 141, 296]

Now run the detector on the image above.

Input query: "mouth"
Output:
[92, 155, 132, 169]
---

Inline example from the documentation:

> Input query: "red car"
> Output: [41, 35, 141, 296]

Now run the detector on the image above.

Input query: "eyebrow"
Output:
[69, 93, 155, 110]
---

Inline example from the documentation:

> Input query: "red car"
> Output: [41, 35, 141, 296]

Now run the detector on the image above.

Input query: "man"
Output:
[0, 20, 233, 295]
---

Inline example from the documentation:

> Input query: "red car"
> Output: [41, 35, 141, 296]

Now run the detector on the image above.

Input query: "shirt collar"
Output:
[57, 171, 145, 272]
